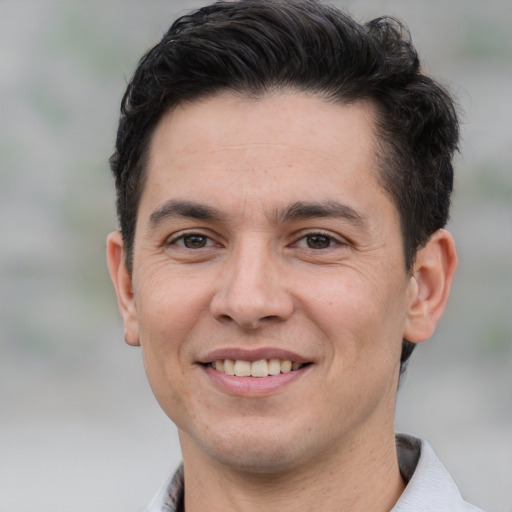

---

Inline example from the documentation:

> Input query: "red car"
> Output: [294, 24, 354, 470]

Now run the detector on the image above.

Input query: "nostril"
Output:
[261, 315, 280, 322]
[216, 313, 234, 323]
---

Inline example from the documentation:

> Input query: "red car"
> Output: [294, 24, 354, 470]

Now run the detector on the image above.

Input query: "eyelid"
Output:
[163, 228, 349, 249]
[165, 230, 221, 248]
[291, 229, 349, 248]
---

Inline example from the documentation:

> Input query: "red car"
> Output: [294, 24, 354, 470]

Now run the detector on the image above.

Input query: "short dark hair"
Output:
[110, 0, 459, 370]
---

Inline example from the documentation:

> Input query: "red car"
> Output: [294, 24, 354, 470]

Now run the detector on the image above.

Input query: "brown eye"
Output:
[182, 234, 209, 248]
[306, 234, 333, 249]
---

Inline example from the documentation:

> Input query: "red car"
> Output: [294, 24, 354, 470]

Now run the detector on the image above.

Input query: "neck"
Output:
[179, 426, 405, 512]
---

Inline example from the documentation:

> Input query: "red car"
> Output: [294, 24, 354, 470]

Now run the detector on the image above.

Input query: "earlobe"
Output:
[106, 231, 140, 346]
[403, 229, 458, 343]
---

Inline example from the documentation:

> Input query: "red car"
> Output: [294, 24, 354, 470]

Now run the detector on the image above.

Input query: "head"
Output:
[108, 0, 460, 476]
[109, 0, 459, 374]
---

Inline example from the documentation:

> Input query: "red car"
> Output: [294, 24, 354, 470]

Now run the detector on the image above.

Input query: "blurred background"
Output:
[0, 0, 510, 510]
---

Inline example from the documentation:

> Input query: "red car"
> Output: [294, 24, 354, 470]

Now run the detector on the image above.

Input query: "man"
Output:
[107, 1, 483, 510]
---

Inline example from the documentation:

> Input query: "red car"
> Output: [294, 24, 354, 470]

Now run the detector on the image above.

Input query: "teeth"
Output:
[268, 359, 281, 376]
[280, 360, 292, 373]
[223, 359, 235, 375]
[251, 359, 269, 377]
[210, 358, 305, 377]
[234, 360, 251, 377]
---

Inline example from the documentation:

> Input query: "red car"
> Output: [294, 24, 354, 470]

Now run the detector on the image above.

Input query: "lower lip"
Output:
[203, 365, 310, 397]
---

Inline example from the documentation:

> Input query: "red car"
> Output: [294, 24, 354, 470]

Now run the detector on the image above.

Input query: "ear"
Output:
[106, 231, 140, 346]
[403, 229, 458, 343]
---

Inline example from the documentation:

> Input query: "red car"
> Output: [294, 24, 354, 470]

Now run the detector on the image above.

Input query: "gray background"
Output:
[1, 0, 511, 510]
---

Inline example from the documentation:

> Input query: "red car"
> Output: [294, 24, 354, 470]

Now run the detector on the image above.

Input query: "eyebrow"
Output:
[276, 200, 368, 227]
[148, 200, 224, 228]
[147, 198, 368, 230]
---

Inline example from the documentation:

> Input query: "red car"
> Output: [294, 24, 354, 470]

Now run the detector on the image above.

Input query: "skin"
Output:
[107, 91, 457, 512]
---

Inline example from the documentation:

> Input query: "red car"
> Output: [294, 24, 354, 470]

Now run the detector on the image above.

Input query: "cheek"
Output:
[135, 263, 214, 342]
[307, 272, 384, 325]
[132, 271, 212, 399]
[307, 268, 408, 358]
[134, 281, 202, 422]
[312, 274, 405, 411]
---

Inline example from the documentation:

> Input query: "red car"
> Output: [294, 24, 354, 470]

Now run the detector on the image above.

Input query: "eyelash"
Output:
[292, 231, 346, 250]
[166, 232, 218, 249]
[166, 230, 346, 251]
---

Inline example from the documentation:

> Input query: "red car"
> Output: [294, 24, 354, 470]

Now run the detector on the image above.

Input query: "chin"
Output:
[208, 441, 301, 475]
[182, 418, 312, 475]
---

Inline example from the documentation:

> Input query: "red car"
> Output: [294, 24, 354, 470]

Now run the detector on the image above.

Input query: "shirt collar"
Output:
[392, 434, 483, 511]
[145, 464, 184, 512]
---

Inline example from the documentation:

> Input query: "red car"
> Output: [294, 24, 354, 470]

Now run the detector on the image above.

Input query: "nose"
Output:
[210, 238, 294, 329]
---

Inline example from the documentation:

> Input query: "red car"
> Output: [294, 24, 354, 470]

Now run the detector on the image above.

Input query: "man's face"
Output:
[115, 92, 417, 472]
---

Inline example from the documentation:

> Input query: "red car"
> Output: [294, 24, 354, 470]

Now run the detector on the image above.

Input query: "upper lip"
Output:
[198, 347, 312, 364]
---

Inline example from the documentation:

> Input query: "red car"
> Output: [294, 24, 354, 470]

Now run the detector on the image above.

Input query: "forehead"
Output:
[150, 91, 378, 163]
[141, 91, 395, 225]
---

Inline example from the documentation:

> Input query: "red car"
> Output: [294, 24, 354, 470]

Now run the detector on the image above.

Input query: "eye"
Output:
[304, 234, 335, 249]
[294, 232, 343, 250]
[171, 233, 215, 249]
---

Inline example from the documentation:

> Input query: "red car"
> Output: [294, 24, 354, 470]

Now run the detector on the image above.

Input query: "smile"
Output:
[207, 359, 309, 377]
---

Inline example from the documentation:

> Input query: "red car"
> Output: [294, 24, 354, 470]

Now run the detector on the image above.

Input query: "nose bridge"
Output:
[210, 235, 293, 327]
